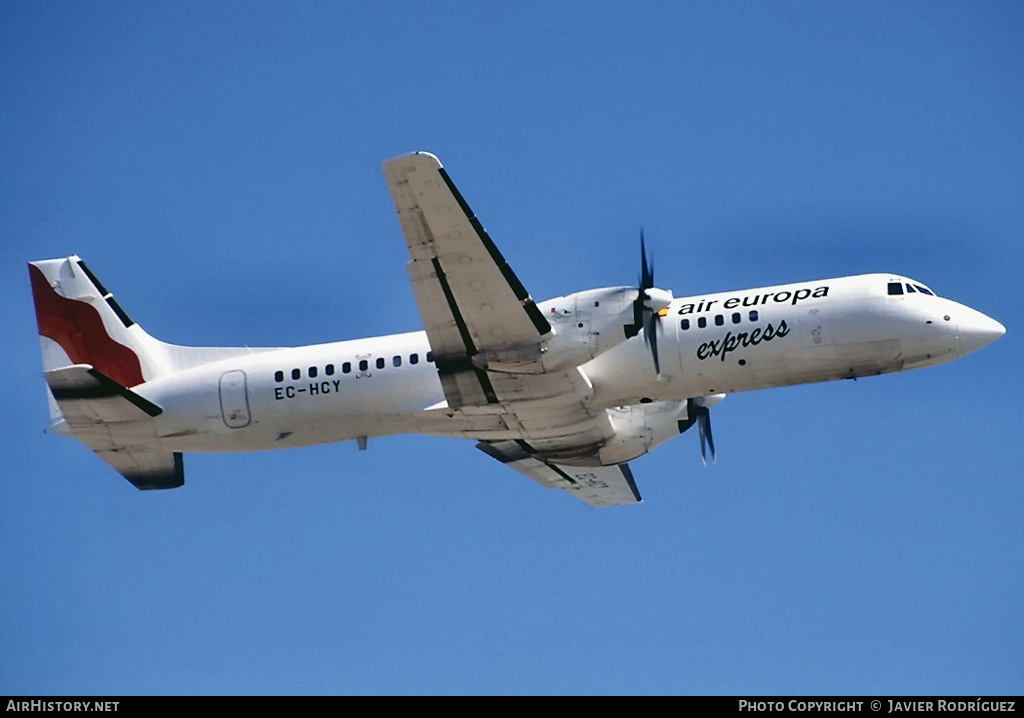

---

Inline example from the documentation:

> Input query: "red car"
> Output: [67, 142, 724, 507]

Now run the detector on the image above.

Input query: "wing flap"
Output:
[478, 440, 642, 508]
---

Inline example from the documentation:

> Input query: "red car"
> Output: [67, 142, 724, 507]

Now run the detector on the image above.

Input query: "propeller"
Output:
[634, 230, 673, 375]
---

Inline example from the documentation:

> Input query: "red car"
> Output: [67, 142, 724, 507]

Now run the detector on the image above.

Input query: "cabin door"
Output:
[219, 370, 251, 429]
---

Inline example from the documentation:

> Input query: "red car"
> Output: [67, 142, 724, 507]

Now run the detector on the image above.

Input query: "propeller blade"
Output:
[697, 405, 716, 466]
[645, 304, 661, 375]
[637, 229, 662, 374]
[640, 229, 654, 290]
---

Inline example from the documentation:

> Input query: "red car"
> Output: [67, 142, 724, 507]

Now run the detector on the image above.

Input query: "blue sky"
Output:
[2, 1, 1021, 695]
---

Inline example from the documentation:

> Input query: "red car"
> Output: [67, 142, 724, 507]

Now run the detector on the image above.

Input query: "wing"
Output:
[477, 441, 642, 507]
[385, 153, 639, 506]
[44, 365, 184, 490]
[383, 152, 552, 408]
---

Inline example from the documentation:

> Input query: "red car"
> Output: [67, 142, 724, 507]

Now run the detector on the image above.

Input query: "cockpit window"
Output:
[887, 282, 904, 296]
[905, 283, 917, 293]
[914, 284, 934, 296]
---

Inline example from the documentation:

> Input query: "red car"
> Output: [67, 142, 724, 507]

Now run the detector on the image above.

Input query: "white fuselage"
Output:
[113, 272, 998, 457]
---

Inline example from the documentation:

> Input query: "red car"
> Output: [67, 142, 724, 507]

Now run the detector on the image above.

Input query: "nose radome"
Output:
[958, 308, 1005, 356]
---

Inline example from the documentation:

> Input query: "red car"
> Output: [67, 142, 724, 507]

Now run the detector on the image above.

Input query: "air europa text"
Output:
[678, 286, 829, 315]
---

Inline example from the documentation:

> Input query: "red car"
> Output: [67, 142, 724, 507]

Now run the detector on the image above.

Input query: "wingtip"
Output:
[384, 151, 442, 168]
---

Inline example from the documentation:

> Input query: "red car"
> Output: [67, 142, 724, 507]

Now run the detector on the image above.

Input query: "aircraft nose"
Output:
[957, 308, 1005, 356]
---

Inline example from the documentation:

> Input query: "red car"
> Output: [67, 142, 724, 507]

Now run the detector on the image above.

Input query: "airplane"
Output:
[28, 152, 1006, 507]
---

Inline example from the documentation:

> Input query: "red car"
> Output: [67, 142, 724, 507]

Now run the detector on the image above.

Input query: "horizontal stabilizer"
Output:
[88, 444, 184, 490]
[44, 365, 162, 427]
[43, 365, 183, 490]
[477, 440, 641, 507]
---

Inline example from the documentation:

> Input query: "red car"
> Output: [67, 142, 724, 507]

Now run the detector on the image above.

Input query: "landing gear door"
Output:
[219, 370, 251, 429]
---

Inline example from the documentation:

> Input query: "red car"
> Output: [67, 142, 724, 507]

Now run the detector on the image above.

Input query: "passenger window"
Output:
[888, 282, 904, 295]
[681, 319, 690, 330]
[715, 314, 724, 326]
[342, 362, 351, 374]
[358, 360, 368, 372]
[410, 353, 419, 365]
[308, 366, 318, 378]
[393, 356, 402, 367]
[274, 370, 284, 383]
[291, 368, 301, 380]
[731, 313, 741, 324]
[376, 357, 385, 370]
[325, 364, 335, 376]
[748, 310, 759, 322]
[697, 317, 707, 329]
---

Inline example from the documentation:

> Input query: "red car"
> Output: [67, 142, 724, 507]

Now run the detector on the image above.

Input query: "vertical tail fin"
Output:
[28, 256, 161, 387]
[30, 257, 187, 489]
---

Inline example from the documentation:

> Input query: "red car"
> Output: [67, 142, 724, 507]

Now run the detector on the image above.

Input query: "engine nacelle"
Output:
[480, 287, 637, 372]
[595, 394, 726, 466]
[481, 286, 672, 374]
[597, 400, 691, 465]
[533, 287, 640, 371]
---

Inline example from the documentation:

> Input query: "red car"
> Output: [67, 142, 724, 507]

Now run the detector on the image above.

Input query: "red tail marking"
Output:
[29, 264, 145, 387]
